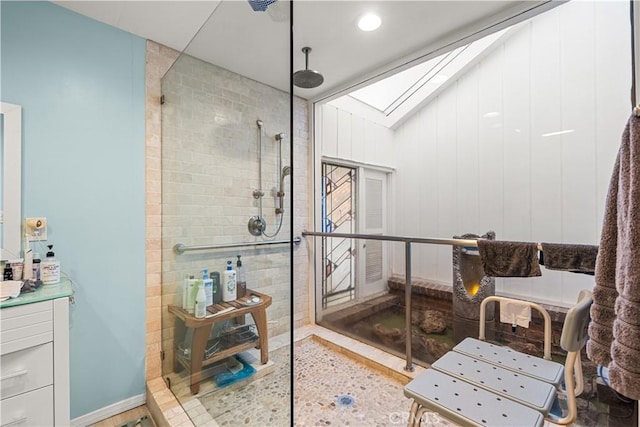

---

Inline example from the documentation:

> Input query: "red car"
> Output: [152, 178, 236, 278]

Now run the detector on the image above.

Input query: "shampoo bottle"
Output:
[222, 260, 237, 302]
[179, 274, 188, 308]
[202, 269, 213, 306]
[191, 277, 203, 314]
[185, 275, 196, 314]
[41, 245, 60, 285]
[210, 271, 221, 304]
[195, 282, 206, 318]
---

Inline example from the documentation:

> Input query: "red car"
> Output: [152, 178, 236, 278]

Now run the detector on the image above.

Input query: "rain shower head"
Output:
[293, 47, 324, 89]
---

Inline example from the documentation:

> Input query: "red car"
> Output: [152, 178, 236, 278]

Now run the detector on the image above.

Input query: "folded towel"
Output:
[0, 280, 23, 301]
[540, 243, 598, 274]
[499, 301, 531, 328]
[477, 239, 541, 277]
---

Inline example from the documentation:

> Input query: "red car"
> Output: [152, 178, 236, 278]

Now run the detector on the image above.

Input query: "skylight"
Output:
[340, 28, 508, 127]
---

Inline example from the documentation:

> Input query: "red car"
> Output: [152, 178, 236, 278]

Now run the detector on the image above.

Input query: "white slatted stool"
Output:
[403, 291, 592, 427]
[404, 369, 545, 427]
[453, 337, 564, 387]
[431, 351, 556, 415]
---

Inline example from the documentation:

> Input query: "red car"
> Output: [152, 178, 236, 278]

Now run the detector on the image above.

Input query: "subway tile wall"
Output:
[157, 51, 310, 375]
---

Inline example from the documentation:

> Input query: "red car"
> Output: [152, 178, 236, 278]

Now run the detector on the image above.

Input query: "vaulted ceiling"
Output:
[55, 1, 553, 100]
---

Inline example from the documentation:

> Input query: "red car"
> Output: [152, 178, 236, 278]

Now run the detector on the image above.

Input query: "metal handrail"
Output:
[302, 230, 480, 247]
[303, 230, 487, 372]
[174, 236, 301, 254]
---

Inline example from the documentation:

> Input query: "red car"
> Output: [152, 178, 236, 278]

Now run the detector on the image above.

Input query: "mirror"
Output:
[1, 102, 22, 261]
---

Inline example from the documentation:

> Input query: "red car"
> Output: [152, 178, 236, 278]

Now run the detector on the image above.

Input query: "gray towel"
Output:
[587, 114, 640, 400]
[477, 239, 541, 277]
[540, 243, 598, 273]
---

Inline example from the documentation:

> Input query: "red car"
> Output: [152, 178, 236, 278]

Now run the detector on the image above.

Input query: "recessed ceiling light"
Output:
[358, 14, 381, 32]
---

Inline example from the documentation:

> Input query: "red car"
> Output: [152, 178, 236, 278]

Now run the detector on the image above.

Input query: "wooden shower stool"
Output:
[168, 290, 272, 394]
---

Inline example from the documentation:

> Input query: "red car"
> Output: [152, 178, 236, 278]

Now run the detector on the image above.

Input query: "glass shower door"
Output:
[160, 2, 293, 425]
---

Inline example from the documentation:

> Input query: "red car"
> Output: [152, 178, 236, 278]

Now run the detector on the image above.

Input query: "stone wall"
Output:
[388, 277, 569, 356]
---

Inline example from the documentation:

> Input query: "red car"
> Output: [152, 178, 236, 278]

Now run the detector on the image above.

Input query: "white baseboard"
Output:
[71, 393, 146, 427]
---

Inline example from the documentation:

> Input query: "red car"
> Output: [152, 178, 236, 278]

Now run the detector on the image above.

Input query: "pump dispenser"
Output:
[41, 245, 60, 285]
[236, 255, 246, 298]
[222, 260, 237, 302]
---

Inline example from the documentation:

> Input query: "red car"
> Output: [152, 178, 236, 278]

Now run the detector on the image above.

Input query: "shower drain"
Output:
[336, 394, 355, 407]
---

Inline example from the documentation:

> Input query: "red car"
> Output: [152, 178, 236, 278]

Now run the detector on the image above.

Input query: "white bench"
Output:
[404, 291, 593, 426]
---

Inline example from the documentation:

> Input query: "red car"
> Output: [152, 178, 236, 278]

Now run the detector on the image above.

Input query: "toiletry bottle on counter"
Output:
[41, 245, 60, 285]
[236, 255, 246, 298]
[202, 269, 213, 306]
[222, 260, 237, 302]
[32, 253, 41, 282]
[23, 233, 32, 281]
[3, 262, 13, 281]
[195, 282, 206, 318]
[210, 271, 221, 304]
[8, 259, 23, 281]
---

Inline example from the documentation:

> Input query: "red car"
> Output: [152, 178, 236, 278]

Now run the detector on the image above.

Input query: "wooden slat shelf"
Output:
[168, 289, 272, 394]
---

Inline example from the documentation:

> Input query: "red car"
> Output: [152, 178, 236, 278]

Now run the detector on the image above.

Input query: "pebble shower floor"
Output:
[198, 336, 631, 426]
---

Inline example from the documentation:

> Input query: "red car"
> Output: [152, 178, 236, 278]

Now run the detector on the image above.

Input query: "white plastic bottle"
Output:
[178, 274, 188, 308]
[41, 245, 60, 285]
[195, 282, 206, 318]
[222, 260, 237, 302]
[185, 275, 196, 314]
[202, 269, 213, 306]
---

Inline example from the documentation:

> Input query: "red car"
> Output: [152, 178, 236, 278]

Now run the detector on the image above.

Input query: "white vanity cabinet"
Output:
[0, 295, 70, 426]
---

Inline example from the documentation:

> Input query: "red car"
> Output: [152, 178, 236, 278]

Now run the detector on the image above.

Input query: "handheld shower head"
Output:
[276, 165, 291, 215]
[275, 133, 286, 141]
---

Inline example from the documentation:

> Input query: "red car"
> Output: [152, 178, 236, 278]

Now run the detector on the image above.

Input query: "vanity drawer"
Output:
[0, 301, 53, 355]
[0, 385, 53, 427]
[0, 342, 53, 399]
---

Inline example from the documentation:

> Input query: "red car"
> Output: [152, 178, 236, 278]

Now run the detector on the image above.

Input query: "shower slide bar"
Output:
[174, 236, 301, 254]
[302, 230, 548, 372]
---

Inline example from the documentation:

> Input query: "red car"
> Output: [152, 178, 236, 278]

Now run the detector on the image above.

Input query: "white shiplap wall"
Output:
[392, 1, 630, 306]
[321, 1, 631, 306]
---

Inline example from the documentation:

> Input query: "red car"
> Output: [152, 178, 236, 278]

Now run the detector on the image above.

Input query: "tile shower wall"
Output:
[160, 53, 309, 375]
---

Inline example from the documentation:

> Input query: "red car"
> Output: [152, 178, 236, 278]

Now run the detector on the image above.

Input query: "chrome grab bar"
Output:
[174, 236, 301, 254]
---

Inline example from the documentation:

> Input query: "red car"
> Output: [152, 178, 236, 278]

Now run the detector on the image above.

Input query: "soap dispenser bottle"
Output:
[222, 260, 237, 302]
[41, 245, 61, 285]
[236, 255, 246, 298]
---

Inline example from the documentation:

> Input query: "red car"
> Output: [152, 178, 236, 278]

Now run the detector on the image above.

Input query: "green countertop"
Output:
[1, 277, 73, 309]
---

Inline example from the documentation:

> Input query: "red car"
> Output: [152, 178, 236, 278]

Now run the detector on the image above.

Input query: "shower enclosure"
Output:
[159, 2, 296, 424]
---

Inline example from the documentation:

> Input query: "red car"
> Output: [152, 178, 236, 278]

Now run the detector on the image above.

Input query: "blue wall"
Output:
[1, 2, 147, 419]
